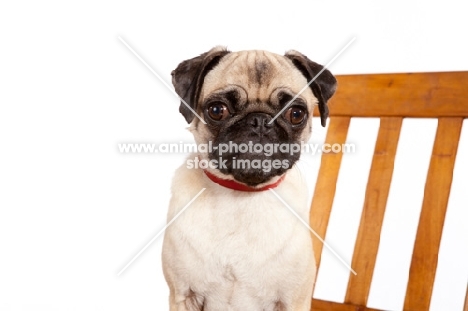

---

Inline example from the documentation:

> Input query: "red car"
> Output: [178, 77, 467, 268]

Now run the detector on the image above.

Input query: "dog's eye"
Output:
[285, 106, 307, 125]
[207, 103, 229, 121]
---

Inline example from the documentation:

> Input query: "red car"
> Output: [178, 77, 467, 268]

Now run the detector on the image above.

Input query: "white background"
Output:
[1, 1, 467, 310]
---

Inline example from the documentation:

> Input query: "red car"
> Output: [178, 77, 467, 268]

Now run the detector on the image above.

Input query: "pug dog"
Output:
[162, 47, 336, 311]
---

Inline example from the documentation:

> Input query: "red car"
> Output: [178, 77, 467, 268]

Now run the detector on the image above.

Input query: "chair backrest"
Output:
[309, 72, 468, 311]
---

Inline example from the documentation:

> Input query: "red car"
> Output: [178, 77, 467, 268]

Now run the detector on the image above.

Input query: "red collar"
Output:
[203, 170, 285, 192]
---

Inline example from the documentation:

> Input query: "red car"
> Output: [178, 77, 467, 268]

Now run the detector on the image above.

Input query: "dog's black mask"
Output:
[203, 89, 308, 186]
[209, 116, 300, 186]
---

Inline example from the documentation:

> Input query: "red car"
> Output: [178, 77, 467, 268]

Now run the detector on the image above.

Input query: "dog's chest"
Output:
[180, 191, 297, 259]
[167, 186, 311, 292]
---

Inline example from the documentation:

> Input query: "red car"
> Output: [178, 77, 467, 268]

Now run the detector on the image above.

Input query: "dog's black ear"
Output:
[284, 50, 337, 127]
[171, 47, 231, 124]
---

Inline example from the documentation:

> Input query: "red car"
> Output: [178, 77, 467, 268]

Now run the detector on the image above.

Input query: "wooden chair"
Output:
[309, 72, 468, 311]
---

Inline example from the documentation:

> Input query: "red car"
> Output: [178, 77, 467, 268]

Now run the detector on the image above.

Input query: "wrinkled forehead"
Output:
[201, 50, 316, 105]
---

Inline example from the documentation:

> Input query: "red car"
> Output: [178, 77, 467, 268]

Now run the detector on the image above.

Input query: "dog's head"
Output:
[172, 47, 337, 187]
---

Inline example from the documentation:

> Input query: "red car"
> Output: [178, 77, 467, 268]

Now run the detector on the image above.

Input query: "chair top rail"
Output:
[313, 71, 468, 118]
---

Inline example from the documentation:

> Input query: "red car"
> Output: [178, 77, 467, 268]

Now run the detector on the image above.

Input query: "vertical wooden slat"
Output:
[464, 285, 468, 311]
[404, 117, 463, 311]
[344, 117, 402, 306]
[310, 116, 350, 270]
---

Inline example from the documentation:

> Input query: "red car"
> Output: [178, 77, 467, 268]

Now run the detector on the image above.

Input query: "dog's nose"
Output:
[246, 113, 274, 134]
